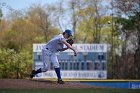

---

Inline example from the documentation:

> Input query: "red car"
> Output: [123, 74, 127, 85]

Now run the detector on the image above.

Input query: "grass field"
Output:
[0, 89, 140, 93]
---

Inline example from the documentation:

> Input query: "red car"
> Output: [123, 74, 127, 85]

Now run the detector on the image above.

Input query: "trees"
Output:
[0, 3, 60, 79]
[112, 0, 140, 79]
[0, 49, 32, 78]
[27, 4, 59, 42]
[0, 8, 2, 21]
[0, 0, 140, 79]
[68, 0, 112, 43]
[0, 8, 3, 32]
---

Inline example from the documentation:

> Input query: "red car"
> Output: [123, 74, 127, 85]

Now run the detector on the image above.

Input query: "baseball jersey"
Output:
[44, 34, 65, 53]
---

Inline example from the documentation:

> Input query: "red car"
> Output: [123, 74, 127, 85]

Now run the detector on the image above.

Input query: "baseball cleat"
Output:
[30, 70, 36, 78]
[57, 79, 65, 84]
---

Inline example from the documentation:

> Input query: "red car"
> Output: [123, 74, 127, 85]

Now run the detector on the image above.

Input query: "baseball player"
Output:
[30, 29, 77, 84]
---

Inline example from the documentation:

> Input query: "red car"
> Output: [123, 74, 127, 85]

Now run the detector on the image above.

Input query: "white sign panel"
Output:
[33, 44, 45, 52]
[33, 44, 107, 52]
[35, 71, 107, 79]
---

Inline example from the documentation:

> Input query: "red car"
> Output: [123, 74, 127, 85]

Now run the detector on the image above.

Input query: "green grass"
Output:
[0, 89, 140, 93]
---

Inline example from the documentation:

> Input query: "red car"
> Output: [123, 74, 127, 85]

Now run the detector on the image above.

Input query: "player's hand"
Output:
[74, 50, 77, 56]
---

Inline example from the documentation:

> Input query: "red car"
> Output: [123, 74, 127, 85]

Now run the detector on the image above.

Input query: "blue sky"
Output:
[0, 0, 59, 17]
[0, 0, 71, 31]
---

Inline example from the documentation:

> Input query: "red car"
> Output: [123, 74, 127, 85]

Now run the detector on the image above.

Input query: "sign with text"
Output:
[129, 82, 140, 89]
[33, 44, 107, 52]
[35, 71, 107, 79]
[33, 43, 107, 79]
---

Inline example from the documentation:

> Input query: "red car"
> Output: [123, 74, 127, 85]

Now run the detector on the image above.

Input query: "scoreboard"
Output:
[33, 44, 107, 79]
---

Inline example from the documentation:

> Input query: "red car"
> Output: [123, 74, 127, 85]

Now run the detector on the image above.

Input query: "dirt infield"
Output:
[0, 79, 96, 89]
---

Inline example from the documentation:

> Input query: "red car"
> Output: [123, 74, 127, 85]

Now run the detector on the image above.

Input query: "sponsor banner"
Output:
[33, 44, 107, 52]
[34, 71, 107, 79]
[129, 82, 140, 89]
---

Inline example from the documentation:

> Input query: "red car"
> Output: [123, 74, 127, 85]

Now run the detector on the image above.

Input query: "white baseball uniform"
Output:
[42, 34, 65, 71]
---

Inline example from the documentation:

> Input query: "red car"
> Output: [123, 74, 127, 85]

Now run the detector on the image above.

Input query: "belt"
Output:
[46, 48, 54, 53]
[46, 48, 51, 51]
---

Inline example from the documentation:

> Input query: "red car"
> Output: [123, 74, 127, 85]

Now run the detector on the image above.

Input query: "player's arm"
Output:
[57, 48, 68, 51]
[62, 40, 77, 56]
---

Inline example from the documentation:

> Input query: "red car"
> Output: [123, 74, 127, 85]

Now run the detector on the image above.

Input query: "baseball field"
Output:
[0, 79, 140, 93]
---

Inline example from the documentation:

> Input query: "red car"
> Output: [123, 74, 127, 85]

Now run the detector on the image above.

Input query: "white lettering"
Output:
[33, 44, 107, 52]
[34, 71, 107, 79]
[131, 83, 140, 89]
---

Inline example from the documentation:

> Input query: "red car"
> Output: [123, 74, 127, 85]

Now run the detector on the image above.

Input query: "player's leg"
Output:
[41, 48, 49, 72]
[30, 49, 48, 78]
[50, 54, 64, 84]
